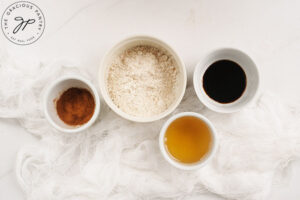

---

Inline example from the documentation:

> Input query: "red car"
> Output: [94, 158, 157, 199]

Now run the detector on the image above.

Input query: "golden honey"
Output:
[164, 116, 212, 163]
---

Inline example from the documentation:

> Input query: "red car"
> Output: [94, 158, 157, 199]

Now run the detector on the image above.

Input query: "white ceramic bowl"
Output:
[193, 48, 260, 113]
[159, 112, 217, 170]
[44, 75, 100, 133]
[99, 35, 187, 122]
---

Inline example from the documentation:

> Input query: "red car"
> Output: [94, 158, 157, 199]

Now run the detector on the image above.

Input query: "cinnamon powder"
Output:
[56, 88, 95, 126]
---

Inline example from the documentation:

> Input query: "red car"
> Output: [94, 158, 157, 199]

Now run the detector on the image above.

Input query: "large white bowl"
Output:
[99, 35, 187, 122]
[44, 75, 100, 133]
[193, 48, 260, 113]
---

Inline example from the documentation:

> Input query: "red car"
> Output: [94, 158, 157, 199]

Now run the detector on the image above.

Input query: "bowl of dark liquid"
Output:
[193, 48, 259, 113]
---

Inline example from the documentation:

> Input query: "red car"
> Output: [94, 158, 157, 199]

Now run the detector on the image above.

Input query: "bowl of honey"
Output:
[159, 112, 217, 170]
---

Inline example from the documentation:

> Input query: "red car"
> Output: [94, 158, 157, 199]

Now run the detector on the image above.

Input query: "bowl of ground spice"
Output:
[99, 35, 187, 122]
[44, 75, 100, 133]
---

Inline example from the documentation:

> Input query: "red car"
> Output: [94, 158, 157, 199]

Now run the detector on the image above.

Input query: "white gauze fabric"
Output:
[0, 52, 300, 200]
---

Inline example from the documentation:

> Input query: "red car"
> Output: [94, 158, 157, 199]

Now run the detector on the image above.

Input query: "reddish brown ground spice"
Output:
[56, 87, 95, 126]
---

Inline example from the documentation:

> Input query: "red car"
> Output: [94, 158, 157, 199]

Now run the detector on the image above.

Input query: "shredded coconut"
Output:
[107, 45, 179, 117]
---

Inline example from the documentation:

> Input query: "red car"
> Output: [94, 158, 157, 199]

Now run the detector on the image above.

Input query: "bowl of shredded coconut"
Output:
[99, 35, 187, 122]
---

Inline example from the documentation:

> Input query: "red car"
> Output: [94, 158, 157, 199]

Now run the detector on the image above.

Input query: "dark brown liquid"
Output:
[203, 60, 246, 103]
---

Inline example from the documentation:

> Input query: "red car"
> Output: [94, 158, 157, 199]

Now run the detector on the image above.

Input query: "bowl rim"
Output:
[193, 47, 260, 113]
[159, 112, 218, 170]
[99, 35, 187, 123]
[43, 75, 100, 133]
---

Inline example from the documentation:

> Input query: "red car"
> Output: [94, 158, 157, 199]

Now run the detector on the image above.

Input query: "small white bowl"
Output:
[44, 75, 100, 133]
[159, 112, 217, 170]
[99, 35, 187, 122]
[193, 48, 260, 113]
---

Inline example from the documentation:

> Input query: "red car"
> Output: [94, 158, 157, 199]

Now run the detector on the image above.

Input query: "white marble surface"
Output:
[0, 0, 300, 199]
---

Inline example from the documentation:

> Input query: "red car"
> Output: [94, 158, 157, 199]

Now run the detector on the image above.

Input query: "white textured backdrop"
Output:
[0, 0, 300, 199]
[0, 53, 299, 200]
